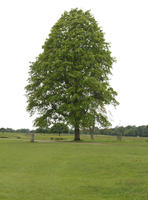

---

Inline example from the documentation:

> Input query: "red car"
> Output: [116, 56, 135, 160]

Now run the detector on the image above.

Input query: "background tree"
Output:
[50, 123, 69, 136]
[25, 8, 118, 141]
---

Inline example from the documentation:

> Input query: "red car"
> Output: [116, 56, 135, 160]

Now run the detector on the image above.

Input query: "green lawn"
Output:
[0, 135, 148, 199]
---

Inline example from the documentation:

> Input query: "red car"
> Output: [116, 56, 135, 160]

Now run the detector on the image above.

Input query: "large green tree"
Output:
[25, 8, 118, 141]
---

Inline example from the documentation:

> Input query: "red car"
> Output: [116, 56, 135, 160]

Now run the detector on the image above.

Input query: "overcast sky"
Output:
[0, 0, 148, 129]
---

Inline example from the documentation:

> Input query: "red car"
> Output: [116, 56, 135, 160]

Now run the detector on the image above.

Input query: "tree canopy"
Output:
[50, 123, 69, 136]
[25, 8, 118, 141]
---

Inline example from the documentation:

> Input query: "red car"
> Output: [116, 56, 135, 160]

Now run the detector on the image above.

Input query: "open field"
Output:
[0, 134, 148, 199]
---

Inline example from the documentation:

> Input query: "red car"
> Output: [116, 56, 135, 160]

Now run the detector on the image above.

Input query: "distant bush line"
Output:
[0, 125, 148, 137]
[94, 125, 148, 137]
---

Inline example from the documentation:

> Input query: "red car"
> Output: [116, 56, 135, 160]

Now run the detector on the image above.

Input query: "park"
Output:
[1, 6, 148, 200]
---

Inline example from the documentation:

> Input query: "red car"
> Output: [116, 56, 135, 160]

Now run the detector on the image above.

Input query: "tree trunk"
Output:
[30, 133, 34, 143]
[117, 133, 122, 142]
[74, 127, 80, 141]
[89, 127, 94, 140]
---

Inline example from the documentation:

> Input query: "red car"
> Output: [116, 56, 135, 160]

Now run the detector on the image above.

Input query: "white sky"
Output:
[0, 0, 148, 129]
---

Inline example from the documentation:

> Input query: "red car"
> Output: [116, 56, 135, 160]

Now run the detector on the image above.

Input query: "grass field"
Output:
[0, 134, 148, 200]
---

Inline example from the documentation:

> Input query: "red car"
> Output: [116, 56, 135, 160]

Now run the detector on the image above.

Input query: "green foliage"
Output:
[0, 128, 29, 134]
[34, 128, 50, 134]
[50, 123, 69, 134]
[25, 8, 118, 140]
[95, 125, 148, 137]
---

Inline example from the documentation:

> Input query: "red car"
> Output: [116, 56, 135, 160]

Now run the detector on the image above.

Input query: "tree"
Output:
[30, 132, 34, 143]
[89, 125, 95, 140]
[25, 8, 118, 141]
[50, 123, 69, 136]
[116, 126, 124, 141]
[0, 128, 5, 133]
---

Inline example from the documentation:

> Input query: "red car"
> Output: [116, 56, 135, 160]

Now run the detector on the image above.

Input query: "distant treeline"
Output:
[0, 128, 31, 133]
[93, 125, 148, 137]
[0, 123, 70, 135]
[0, 125, 148, 137]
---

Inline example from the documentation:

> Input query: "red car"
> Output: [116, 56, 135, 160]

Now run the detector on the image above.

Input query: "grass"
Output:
[0, 134, 148, 199]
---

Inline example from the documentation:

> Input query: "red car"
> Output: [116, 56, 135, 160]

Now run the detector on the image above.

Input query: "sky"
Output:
[0, 0, 148, 129]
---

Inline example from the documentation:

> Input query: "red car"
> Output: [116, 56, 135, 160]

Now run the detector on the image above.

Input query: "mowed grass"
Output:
[0, 136, 148, 200]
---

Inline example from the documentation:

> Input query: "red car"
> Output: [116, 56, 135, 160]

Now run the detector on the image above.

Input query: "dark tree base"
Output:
[74, 127, 80, 141]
